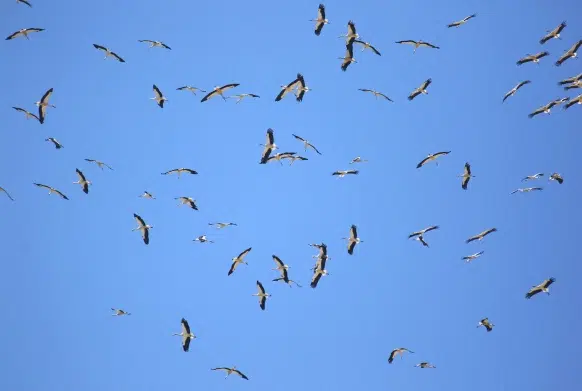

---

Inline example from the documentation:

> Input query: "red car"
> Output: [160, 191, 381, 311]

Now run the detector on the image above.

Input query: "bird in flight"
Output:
[85, 159, 113, 170]
[358, 88, 393, 101]
[132, 213, 152, 245]
[502, 80, 531, 103]
[462, 251, 484, 263]
[33, 183, 68, 200]
[477, 318, 494, 332]
[12, 107, 40, 122]
[93, 44, 125, 62]
[388, 348, 414, 364]
[5, 27, 44, 40]
[395, 40, 439, 53]
[525, 277, 556, 299]
[310, 4, 329, 36]
[516, 51, 549, 66]
[408, 78, 432, 101]
[539, 21, 567, 44]
[0, 186, 14, 201]
[292, 134, 322, 155]
[416, 151, 449, 168]
[510, 187, 543, 195]
[138, 39, 171, 50]
[447, 14, 477, 28]
[211, 366, 249, 380]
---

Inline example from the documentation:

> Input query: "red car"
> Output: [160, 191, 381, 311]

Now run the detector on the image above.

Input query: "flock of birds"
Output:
[4, 0, 577, 382]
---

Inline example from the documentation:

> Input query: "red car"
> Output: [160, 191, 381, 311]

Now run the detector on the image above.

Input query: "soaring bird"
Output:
[395, 40, 439, 53]
[161, 168, 198, 177]
[0, 186, 14, 201]
[516, 51, 549, 66]
[295, 76, 311, 102]
[358, 88, 393, 101]
[540, 21, 567, 44]
[338, 20, 359, 44]
[564, 80, 582, 90]
[292, 134, 322, 155]
[151, 84, 168, 108]
[353, 40, 381, 56]
[252, 281, 270, 310]
[266, 152, 297, 165]
[174, 197, 198, 210]
[45, 137, 63, 149]
[459, 162, 474, 190]
[92, 44, 125, 62]
[555, 40, 581, 66]
[193, 235, 214, 243]
[36, 88, 55, 124]
[408, 225, 439, 239]
[73, 168, 91, 194]
[415, 362, 436, 369]
[85, 159, 113, 170]
[33, 183, 68, 200]
[564, 94, 582, 109]
[111, 308, 131, 316]
[332, 169, 359, 177]
[176, 86, 206, 95]
[132, 213, 152, 245]
[12, 107, 39, 121]
[416, 151, 450, 168]
[558, 73, 582, 85]
[310, 4, 329, 36]
[259, 128, 278, 164]
[466, 228, 497, 243]
[5, 27, 44, 40]
[310, 260, 330, 289]
[549, 173, 564, 184]
[271, 255, 290, 274]
[275, 74, 303, 101]
[211, 367, 249, 380]
[447, 13, 477, 28]
[173, 318, 196, 352]
[528, 98, 569, 118]
[522, 173, 544, 182]
[208, 222, 237, 229]
[343, 224, 363, 255]
[477, 318, 494, 332]
[139, 191, 156, 199]
[510, 187, 543, 195]
[408, 78, 432, 101]
[502, 80, 531, 102]
[350, 156, 368, 164]
[228, 247, 252, 276]
[229, 93, 260, 103]
[283, 155, 309, 166]
[201, 83, 240, 102]
[525, 277, 556, 299]
[462, 251, 484, 263]
[339, 42, 357, 71]
[138, 39, 171, 49]
[388, 348, 414, 364]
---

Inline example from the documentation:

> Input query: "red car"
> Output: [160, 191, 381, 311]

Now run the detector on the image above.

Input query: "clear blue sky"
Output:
[1, 0, 581, 389]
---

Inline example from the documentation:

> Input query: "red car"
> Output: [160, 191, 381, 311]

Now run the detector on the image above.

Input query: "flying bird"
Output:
[0, 187, 14, 201]
[477, 318, 494, 332]
[502, 80, 531, 102]
[283, 155, 308, 165]
[229, 93, 260, 103]
[33, 183, 68, 200]
[388, 348, 414, 364]
[12, 107, 39, 121]
[36, 87, 55, 124]
[151, 84, 167, 108]
[175, 197, 198, 210]
[395, 40, 440, 53]
[211, 367, 249, 380]
[132, 213, 152, 245]
[549, 173, 564, 184]
[415, 235, 429, 247]
[459, 162, 474, 190]
[85, 159, 113, 170]
[525, 277, 556, 299]
[193, 235, 214, 243]
[332, 169, 359, 177]
[339, 42, 357, 71]
[528, 98, 569, 118]
[540, 21, 567, 44]
[466, 228, 497, 243]
[259, 128, 278, 164]
[176, 86, 206, 94]
[228, 247, 252, 276]
[447, 14, 477, 28]
[208, 222, 237, 229]
[408, 225, 439, 239]
[358, 88, 393, 101]
[295, 76, 311, 102]
[516, 51, 549, 66]
[510, 187, 543, 195]
[462, 251, 484, 263]
[138, 39, 171, 50]
[558, 73, 582, 85]
[350, 156, 368, 164]
[16, 0, 33, 7]
[139, 191, 155, 199]
[415, 362, 436, 369]
[564, 94, 582, 109]
[252, 281, 270, 310]
[555, 40, 582, 66]
[292, 134, 322, 155]
[275, 74, 303, 101]
[408, 78, 432, 101]
[5, 27, 44, 40]
[353, 40, 381, 55]
[416, 150, 450, 168]
[564, 80, 582, 90]
[266, 152, 297, 165]
[310, 263, 330, 289]
[201, 83, 240, 102]
[522, 173, 544, 181]
[45, 137, 63, 149]
[310, 4, 329, 36]
[271, 255, 290, 274]
[338, 20, 359, 44]
[343, 224, 363, 255]
[92, 44, 125, 62]
[73, 169, 91, 194]
[173, 318, 196, 352]
[111, 308, 131, 316]
[161, 168, 198, 178]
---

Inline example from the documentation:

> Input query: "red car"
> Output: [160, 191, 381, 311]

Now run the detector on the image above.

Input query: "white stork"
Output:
[73, 168, 91, 194]
[161, 168, 198, 178]
[510, 187, 543, 195]
[339, 42, 357, 71]
[139, 191, 155, 199]
[395, 40, 440, 53]
[132, 213, 152, 245]
[17, 0, 33, 7]
[459, 162, 474, 190]
[211, 367, 249, 380]
[0, 186, 14, 201]
[173, 318, 196, 352]
[564, 94, 582, 109]
[310, 4, 329, 36]
[415, 362, 436, 369]
[516, 51, 549, 66]
[176, 86, 207, 95]
[228, 247, 252, 276]
[295, 76, 311, 102]
[408, 78, 432, 101]
[477, 318, 494, 332]
[564, 80, 582, 90]
[85, 159, 113, 170]
[36, 88, 55, 124]
[408, 225, 439, 239]
[5, 27, 44, 40]
[252, 281, 270, 310]
[462, 251, 484, 263]
[353, 40, 381, 56]
[151, 84, 167, 108]
[271, 255, 290, 274]
[447, 14, 477, 28]
[193, 235, 214, 243]
[343, 224, 363, 255]
[292, 134, 321, 155]
[138, 39, 171, 50]
[229, 93, 260, 103]
[92, 44, 125, 62]
[466, 228, 497, 243]
[259, 128, 278, 164]
[358, 89, 393, 101]
[416, 151, 450, 168]
[33, 183, 69, 200]
[555, 40, 581, 66]
[275, 73, 303, 102]
[502, 80, 531, 103]
[332, 169, 359, 177]
[45, 137, 63, 149]
[528, 98, 569, 118]
[282, 155, 308, 165]
[549, 173, 564, 184]
[522, 173, 544, 182]
[273, 268, 302, 288]
[111, 308, 131, 316]
[558, 73, 582, 85]
[349, 156, 368, 164]
[266, 152, 297, 165]
[175, 197, 198, 210]
[200, 83, 240, 102]
[310, 262, 330, 289]
[525, 277, 556, 299]
[540, 21, 567, 44]
[12, 107, 39, 121]
[208, 222, 237, 229]
[388, 348, 414, 364]
[338, 20, 359, 44]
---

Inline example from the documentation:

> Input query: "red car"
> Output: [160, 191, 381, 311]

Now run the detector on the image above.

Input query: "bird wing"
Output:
[543, 277, 556, 288]
[139, 39, 155, 44]
[53, 189, 69, 200]
[237, 247, 252, 259]
[420, 42, 439, 49]
[418, 236, 429, 247]
[421, 78, 432, 90]
[93, 44, 107, 51]
[220, 83, 240, 91]
[395, 40, 417, 45]
[153, 84, 163, 99]
[201, 90, 219, 102]
[350, 224, 358, 239]
[517, 80, 531, 90]
[408, 89, 421, 101]
[75, 168, 86, 182]
[526, 286, 542, 299]
[516, 56, 532, 65]
[291, 133, 305, 143]
[310, 270, 322, 288]
[308, 143, 322, 155]
[0, 187, 14, 201]
[416, 156, 430, 168]
[256, 280, 265, 294]
[40, 88, 53, 104]
[378, 93, 393, 101]
[347, 240, 356, 255]
[33, 183, 50, 190]
[111, 52, 125, 62]
[181, 318, 191, 335]
[528, 106, 545, 118]
[234, 369, 249, 380]
[272, 255, 285, 268]
[134, 213, 146, 228]
[260, 146, 273, 164]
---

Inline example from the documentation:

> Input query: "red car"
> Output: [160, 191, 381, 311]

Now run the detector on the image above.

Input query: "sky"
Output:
[1, 0, 581, 390]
